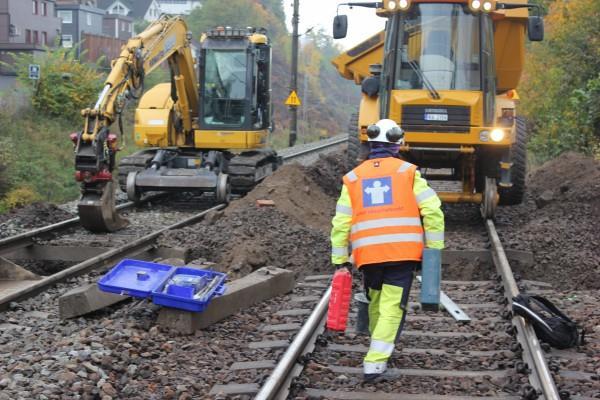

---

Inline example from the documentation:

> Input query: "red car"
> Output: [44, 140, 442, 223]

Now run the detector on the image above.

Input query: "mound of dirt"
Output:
[157, 160, 344, 279]
[303, 152, 347, 198]
[497, 152, 600, 290]
[228, 163, 337, 233]
[0, 202, 74, 238]
[158, 206, 331, 280]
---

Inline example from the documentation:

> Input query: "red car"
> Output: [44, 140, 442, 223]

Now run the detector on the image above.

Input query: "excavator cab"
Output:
[332, 0, 544, 219]
[199, 28, 272, 133]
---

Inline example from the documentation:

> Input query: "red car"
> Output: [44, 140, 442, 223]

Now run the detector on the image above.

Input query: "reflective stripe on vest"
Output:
[425, 231, 444, 242]
[397, 162, 414, 173]
[344, 158, 424, 267]
[345, 170, 358, 183]
[415, 187, 437, 205]
[351, 217, 421, 234]
[336, 204, 352, 215]
[353, 233, 423, 249]
[331, 246, 348, 257]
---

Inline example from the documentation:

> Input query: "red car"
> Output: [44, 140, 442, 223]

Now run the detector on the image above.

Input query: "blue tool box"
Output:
[98, 259, 226, 312]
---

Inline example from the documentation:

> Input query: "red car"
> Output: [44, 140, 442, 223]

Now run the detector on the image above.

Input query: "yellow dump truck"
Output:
[332, 0, 544, 218]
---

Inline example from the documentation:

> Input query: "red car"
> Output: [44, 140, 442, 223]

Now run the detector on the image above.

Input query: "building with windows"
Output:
[101, 13, 132, 40]
[55, 2, 105, 49]
[158, 0, 200, 15]
[0, 0, 62, 74]
[97, 0, 161, 22]
[0, 0, 61, 46]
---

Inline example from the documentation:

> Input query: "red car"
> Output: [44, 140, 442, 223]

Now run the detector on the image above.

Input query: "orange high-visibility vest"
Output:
[343, 157, 424, 268]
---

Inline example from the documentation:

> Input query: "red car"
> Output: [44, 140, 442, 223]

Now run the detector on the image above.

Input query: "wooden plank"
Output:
[328, 365, 510, 379]
[326, 343, 513, 358]
[247, 340, 289, 349]
[297, 282, 329, 289]
[290, 295, 321, 303]
[344, 328, 482, 338]
[303, 275, 331, 282]
[261, 323, 301, 332]
[275, 308, 311, 317]
[559, 370, 597, 381]
[305, 389, 520, 400]
[229, 360, 275, 371]
[209, 383, 259, 396]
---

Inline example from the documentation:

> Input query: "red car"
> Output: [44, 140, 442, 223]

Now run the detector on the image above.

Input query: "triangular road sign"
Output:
[285, 90, 301, 106]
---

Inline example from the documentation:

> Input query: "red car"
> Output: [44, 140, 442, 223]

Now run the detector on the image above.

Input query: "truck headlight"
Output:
[387, 0, 397, 10]
[470, 0, 481, 11]
[398, 0, 410, 10]
[490, 128, 505, 142]
[482, 0, 496, 12]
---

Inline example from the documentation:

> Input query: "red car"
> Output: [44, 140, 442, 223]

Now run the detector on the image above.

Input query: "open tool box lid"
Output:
[98, 259, 226, 311]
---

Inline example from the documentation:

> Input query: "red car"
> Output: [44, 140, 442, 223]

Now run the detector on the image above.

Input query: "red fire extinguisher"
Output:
[327, 267, 352, 331]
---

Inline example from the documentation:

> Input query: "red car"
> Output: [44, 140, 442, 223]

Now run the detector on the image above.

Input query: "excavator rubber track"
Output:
[227, 149, 281, 194]
[118, 150, 157, 193]
[78, 181, 129, 232]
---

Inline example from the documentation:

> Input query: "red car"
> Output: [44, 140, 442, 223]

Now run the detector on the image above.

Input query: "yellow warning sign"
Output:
[285, 90, 301, 106]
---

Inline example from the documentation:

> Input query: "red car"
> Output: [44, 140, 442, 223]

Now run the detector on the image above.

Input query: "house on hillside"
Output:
[157, 0, 200, 15]
[55, 1, 105, 49]
[97, 0, 161, 22]
[0, 0, 62, 75]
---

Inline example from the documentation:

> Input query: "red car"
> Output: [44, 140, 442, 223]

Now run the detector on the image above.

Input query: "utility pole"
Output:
[289, 0, 299, 147]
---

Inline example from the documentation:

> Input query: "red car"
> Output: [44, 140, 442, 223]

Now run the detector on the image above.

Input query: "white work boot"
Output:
[362, 362, 388, 384]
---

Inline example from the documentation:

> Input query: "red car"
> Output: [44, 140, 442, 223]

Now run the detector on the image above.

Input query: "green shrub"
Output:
[0, 187, 41, 212]
[2, 45, 104, 120]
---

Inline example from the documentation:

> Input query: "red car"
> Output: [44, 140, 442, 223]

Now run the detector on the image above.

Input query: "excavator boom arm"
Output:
[83, 15, 198, 140]
[75, 15, 199, 233]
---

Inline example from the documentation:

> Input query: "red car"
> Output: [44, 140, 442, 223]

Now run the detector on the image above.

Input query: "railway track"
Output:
[212, 219, 597, 400]
[0, 135, 347, 310]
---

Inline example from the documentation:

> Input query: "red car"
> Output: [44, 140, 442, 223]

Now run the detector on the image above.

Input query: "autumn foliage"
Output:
[520, 0, 600, 160]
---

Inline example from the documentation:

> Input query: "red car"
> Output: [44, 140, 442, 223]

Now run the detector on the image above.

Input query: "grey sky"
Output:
[283, 0, 385, 50]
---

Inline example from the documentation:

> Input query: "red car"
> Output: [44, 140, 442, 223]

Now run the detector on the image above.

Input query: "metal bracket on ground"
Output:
[417, 276, 471, 323]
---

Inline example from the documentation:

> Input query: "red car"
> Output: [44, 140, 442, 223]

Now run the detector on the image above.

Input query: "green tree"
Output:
[185, 0, 286, 39]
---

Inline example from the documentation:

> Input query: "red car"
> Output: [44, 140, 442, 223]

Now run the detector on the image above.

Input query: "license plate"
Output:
[424, 113, 448, 122]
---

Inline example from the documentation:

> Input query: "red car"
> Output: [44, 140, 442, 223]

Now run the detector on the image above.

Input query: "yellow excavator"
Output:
[72, 16, 277, 232]
[332, 0, 544, 218]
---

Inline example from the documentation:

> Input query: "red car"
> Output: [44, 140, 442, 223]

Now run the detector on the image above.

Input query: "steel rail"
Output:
[255, 286, 331, 400]
[279, 134, 347, 160]
[0, 194, 164, 257]
[0, 204, 225, 309]
[486, 219, 560, 400]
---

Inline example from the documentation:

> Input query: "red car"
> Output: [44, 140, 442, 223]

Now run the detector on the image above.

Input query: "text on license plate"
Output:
[424, 113, 448, 122]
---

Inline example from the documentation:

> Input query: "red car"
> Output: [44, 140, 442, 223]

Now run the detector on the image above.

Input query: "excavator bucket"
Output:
[77, 181, 129, 232]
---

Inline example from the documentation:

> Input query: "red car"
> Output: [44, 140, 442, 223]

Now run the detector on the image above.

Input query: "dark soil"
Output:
[496, 152, 600, 290]
[0, 202, 73, 237]
[228, 163, 336, 233]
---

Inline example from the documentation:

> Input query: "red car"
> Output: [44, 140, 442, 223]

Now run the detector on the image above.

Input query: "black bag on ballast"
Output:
[512, 294, 584, 349]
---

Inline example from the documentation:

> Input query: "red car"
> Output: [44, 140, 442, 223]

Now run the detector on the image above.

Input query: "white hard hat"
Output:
[366, 119, 405, 144]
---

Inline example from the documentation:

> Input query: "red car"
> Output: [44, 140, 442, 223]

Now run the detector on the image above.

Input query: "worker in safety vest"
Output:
[331, 119, 445, 383]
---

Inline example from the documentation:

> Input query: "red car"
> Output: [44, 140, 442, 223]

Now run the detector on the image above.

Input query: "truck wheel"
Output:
[347, 112, 369, 171]
[499, 117, 527, 205]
